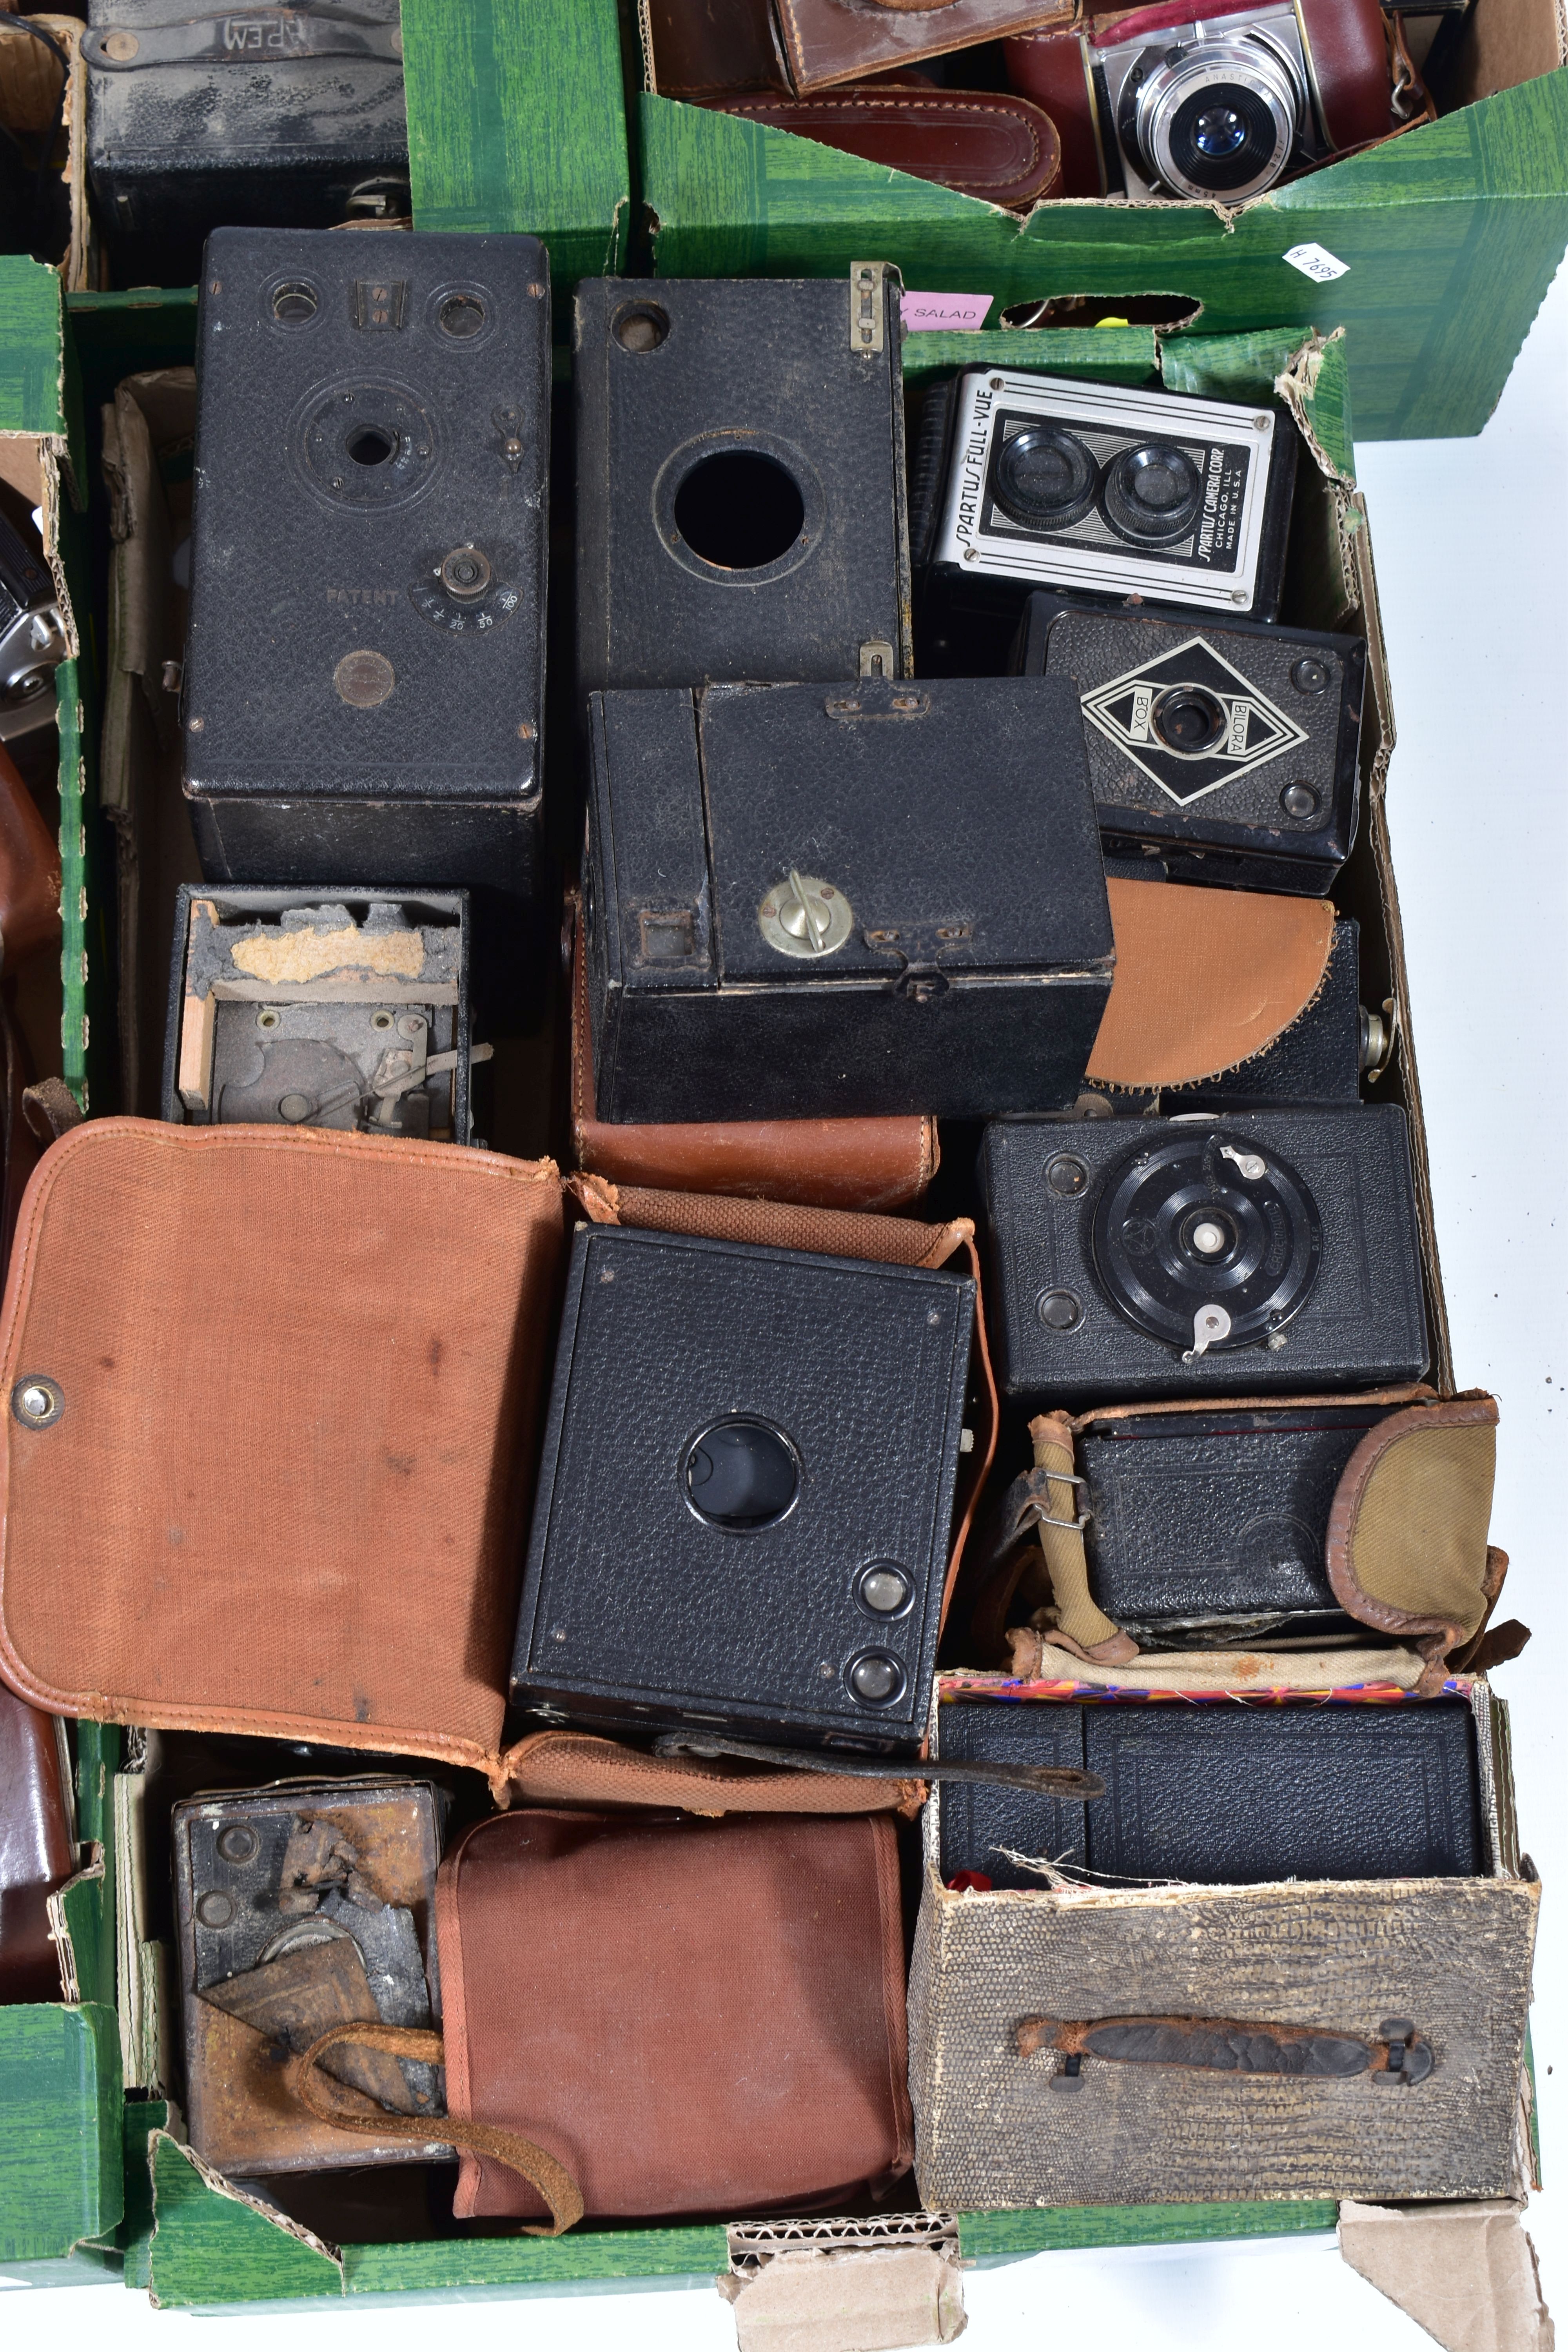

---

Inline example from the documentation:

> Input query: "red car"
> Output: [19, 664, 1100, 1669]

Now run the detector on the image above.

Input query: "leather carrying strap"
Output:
[289, 2022, 585, 2236]
[1016, 2012, 1432, 2087]
[653, 1731, 1103, 1802]
[963, 1414, 1136, 1668]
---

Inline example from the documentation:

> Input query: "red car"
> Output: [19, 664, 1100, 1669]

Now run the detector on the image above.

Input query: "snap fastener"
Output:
[11, 1376, 63, 1429]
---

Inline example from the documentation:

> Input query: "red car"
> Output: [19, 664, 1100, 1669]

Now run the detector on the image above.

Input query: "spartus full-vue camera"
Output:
[511, 1222, 974, 1753]
[980, 1105, 1429, 1404]
[923, 370, 1298, 621]
[1005, 0, 1396, 204]
[1014, 593, 1366, 895]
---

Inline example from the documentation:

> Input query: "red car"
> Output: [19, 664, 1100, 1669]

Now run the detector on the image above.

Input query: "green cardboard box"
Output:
[634, 0, 1568, 443]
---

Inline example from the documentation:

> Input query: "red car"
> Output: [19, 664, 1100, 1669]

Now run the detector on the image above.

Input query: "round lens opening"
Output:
[993, 423, 1098, 532]
[1152, 684, 1227, 755]
[272, 281, 318, 325]
[438, 293, 486, 338]
[857, 1563, 913, 1619]
[1101, 441, 1203, 547]
[673, 450, 806, 571]
[614, 303, 670, 354]
[345, 423, 397, 467]
[1193, 104, 1247, 158]
[684, 1417, 800, 1532]
[1165, 80, 1287, 194]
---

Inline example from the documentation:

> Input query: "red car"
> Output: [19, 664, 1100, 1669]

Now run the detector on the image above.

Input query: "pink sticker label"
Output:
[899, 290, 993, 333]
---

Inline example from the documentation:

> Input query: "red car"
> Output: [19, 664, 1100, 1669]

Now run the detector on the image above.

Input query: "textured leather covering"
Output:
[566, 892, 938, 1211]
[1087, 880, 1336, 1089]
[0, 1680, 72, 2002]
[980, 1106, 1429, 1406]
[575, 276, 909, 699]
[1327, 1396, 1504, 1691]
[910, 1872, 1538, 2207]
[648, 0, 1074, 95]
[1161, 916, 1362, 1110]
[503, 1728, 923, 1816]
[706, 85, 1063, 207]
[0, 1120, 566, 1773]
[1003, 27, 1103, 196]
[437, 1808, 912, 2219]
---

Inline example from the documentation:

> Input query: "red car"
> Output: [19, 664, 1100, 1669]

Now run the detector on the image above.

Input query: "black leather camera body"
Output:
[85, 0, 409, 285]
[980, 1106, 1429, 1405]
[182, 228, 549, 921]
[1014, 593, 1367, 896]
[935, 1696, 1483, 1890]
[1077, 1396, 1414, 1646]
[160, 884, 476, 1143]
[584, 674, 1115, 1123]
[575, 271, 911, 697]
[511, 1222, 975, 1753]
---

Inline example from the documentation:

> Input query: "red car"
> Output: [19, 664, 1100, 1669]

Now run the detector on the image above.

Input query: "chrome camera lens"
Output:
[1132, 34, 1304, 202]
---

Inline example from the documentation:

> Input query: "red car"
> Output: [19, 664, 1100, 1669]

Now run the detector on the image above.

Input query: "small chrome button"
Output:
[11, 1376, 63, 1429]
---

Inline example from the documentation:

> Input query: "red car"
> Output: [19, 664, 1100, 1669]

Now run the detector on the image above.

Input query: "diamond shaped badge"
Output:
[1080, 635, 1308, 805]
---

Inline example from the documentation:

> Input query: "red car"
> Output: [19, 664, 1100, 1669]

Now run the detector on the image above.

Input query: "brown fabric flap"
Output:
[566, 890, 937, 1212]
[1087, 880, 1336, 1089]
[0, 1120, 566, 1770]
[500, 1727, 923, 1818]
[436, 1808, 913, 2223]
[565, 1174, 998, 1628]
[1326, 1397, 1503, 1689]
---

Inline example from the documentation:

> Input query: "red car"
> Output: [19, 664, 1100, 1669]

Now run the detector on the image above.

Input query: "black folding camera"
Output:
[1076, 1396, 1413, 1647]
[575, 270, 911, 697]
[1014, 593, 1367, 895]
[183, 229, 550, 920]
[85, 0, 408, 285]
[511, 1223, 975, 1752]
[919, 368, 1298, 622]
[1164, 915, 1383, 1111]
[980, 1106, 1429, 1404]
[935, 1697, 1483, 1889]
[584, 674, 1114, 1123]
[161, 885, 480, 1142]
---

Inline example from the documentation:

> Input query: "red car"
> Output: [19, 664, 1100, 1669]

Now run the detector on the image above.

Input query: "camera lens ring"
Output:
[681, 1413, 801, 1535]
[1151, 682, 1229, 755]
[991, 422, 1099, 534]
[1100, 441, 1203, 548]
[1133, 36, 1301, 203]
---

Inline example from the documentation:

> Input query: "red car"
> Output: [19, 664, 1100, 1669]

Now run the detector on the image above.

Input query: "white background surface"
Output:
[4, 261, 1565, 2348]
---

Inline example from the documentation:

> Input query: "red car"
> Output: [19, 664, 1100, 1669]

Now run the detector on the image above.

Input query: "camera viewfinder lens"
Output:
[1100, 441, 1203, 547]
[992, 423, 1099, 533]
[1152, 684, 1227, 755]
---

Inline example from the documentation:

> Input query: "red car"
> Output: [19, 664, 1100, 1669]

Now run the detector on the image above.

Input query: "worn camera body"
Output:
[172, 1778, 449, 2175]
[182, 228, 549, 919]
[935, 1695, 1482, 1890]
[584, 674, 1114, 1123]
[926, 370, 1298, 622]
[1005, 0, 1393, 203]
[512, 1223, 974, 1753]
[980, 1105, 1429, 1404]
[1164, 915, 1377, 1111]
[0, 505, 69, 709]
[575, 270, 911, 697]
[161, 885, 476, 1142]
[1014, 593, 1366, 895]
[85, 0, 408, 285]
[1076, 1394, 1415, 1646]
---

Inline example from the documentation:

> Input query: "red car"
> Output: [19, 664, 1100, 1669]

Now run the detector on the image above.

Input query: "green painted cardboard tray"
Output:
[633, 0, 1568, 443]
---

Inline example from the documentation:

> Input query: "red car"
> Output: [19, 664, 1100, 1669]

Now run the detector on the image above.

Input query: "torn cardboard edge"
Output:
[145, 2129, 345, 2305]
[719, 2241, 967, 2352]
[44, 1839, 103, 2004]
[0, 430, 80, 661]
[1339, 2199, 1553, 2352]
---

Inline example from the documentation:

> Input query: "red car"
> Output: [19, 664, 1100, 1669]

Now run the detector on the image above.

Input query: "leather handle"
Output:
[1016, 2013, 1432, 2087]
[288, 2022, 586, 2236]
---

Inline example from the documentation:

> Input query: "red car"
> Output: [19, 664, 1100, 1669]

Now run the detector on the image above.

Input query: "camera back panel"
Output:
[85, 0, 409, 285]
[183, 228, 550, 911]
[980, 1107, 1429, 1404]
[574, 273, 911, 695]
[1018, 595, 1365, 895]
[512, 1224, 974, 1751]
[584, 674, 1115, 1122]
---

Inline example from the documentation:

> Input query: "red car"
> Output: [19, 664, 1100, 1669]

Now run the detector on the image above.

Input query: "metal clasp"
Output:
[1018, 1471, 1091, 1536]
[850, 261, 886, 354]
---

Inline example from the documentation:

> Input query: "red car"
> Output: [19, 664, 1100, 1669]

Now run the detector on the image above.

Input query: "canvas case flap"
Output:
[0, 1120, 566, 1776]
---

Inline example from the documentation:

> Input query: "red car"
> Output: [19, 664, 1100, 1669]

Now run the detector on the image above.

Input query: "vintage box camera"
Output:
[511, 1222, 975, 1753]
[172, 1778, 450, 2175]
[584, 674, 1114, 1123]
[1076, 1396, 1414, 1647]
[161, 886, 479, 1142]
[936, 1696, 1482, 1889]
[575, 271, 911, 697]
[922, 370, 1298, 621]
[85, 0, 408, 285]
[182, 229, 550, 920]
[1005, 0, 1394, 202]
[1014, 593, 1366, 895]
[980, 1106, 1429, 1404]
